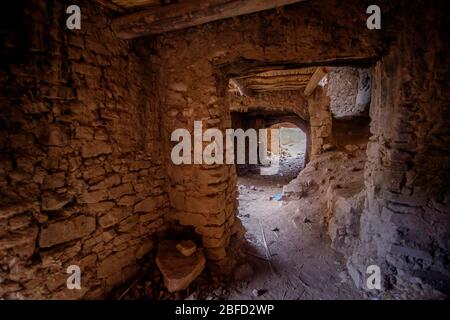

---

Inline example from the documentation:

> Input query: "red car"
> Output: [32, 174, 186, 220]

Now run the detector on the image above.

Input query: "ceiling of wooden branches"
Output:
[228, 67, 317, 94]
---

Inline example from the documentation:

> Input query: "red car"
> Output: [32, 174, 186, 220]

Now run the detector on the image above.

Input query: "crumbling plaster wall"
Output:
[0, 0, 166, 299]
[152, 0, 384, 273]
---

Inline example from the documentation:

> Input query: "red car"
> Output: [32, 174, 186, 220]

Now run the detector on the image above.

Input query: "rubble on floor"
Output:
[176, 240, 197, 257]
[156, 240, 205, 293]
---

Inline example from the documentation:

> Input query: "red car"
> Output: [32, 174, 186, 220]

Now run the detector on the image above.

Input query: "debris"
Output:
[272, 192, 283, 201]
[176, 240, 197, 257]
[259, 220, 276, 275]
[212, 288, 223, 297]
[252, 289, 266, 297]
[298, 276, 310, 288]
[118, 272, 146, 300]
[344, 144, 359, 152]
[156, 240, 205, 292]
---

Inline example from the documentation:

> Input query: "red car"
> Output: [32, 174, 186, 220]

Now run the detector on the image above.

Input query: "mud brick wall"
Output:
[0, 0, 166, 299]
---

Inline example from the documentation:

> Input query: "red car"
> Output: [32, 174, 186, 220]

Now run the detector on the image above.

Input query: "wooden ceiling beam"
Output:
[304, 67, 334, 96]
[111, 0, 306, 39]
[230, 78, 255, 97]
[96, 0, 126, 13]
[111, 0, 161, 9]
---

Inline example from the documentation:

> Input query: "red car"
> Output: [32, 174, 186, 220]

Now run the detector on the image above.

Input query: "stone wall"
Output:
[307, 86, 333, 157]
[348, 1, 450, 297]
[152, 0, 385, 274]
[0, 0, 166, 299]
[327, 67, 372, 119]
[3, 0, 447, 300]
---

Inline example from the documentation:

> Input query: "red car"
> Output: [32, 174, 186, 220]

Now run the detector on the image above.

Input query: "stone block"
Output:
[108, 183, 134, 199]
[39, 216, 96, 248]
[80, 189, 108, 204]
[90, 174, 121, 190]
[134, 197, 157, 213]
[135, 240, 154, 259]
[129, 161, 152, 171]
[156, 240, 205, 292]
[139, 211, 161, 224]
[176, 240, 197, 257]
[86, 201, 115, 213]
[41, 193, 73, 211]
[205, 246, 227, 261]
[98, 208, 131, 228]
[97, 248, 136, 279]
[81, 141, 112, 158]
[42, 172, 66, 190]
[184, 193, 225, 214]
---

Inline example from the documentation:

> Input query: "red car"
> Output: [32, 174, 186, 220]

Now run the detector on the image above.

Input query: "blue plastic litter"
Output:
[273, 192, 283, 201]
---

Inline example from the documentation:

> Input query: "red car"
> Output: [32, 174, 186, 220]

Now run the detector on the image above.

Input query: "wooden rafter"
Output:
[303, 67, 333, 96]
[109, 0, 161, 9]
[229, 67, 315, 93]
[95, 0, 126, 12]
[229, 78, 255, 97]
[111, 0, 306, 39]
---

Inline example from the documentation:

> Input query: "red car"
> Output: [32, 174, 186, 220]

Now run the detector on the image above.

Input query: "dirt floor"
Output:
[225, 148, 365, 300]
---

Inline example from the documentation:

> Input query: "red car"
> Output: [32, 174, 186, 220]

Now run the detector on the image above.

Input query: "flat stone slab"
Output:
[156, 240, 205, 292]
[176, 240, 197, 257]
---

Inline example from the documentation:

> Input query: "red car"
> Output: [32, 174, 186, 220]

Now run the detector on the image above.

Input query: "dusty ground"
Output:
[225, 148, 365, 300]
[114, 137, 368, 300]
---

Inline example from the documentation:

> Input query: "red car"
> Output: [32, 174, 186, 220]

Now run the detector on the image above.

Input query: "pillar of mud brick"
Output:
[159, 59, 238, 274]
[307, 86, 333, 158]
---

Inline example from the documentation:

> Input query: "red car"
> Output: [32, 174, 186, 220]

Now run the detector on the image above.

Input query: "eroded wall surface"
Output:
[0, 0, 166, 299]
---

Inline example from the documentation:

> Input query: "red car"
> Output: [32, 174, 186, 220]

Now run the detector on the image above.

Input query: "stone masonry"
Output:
[0, 0, 449, 299]
[0, 0, 166, 299]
